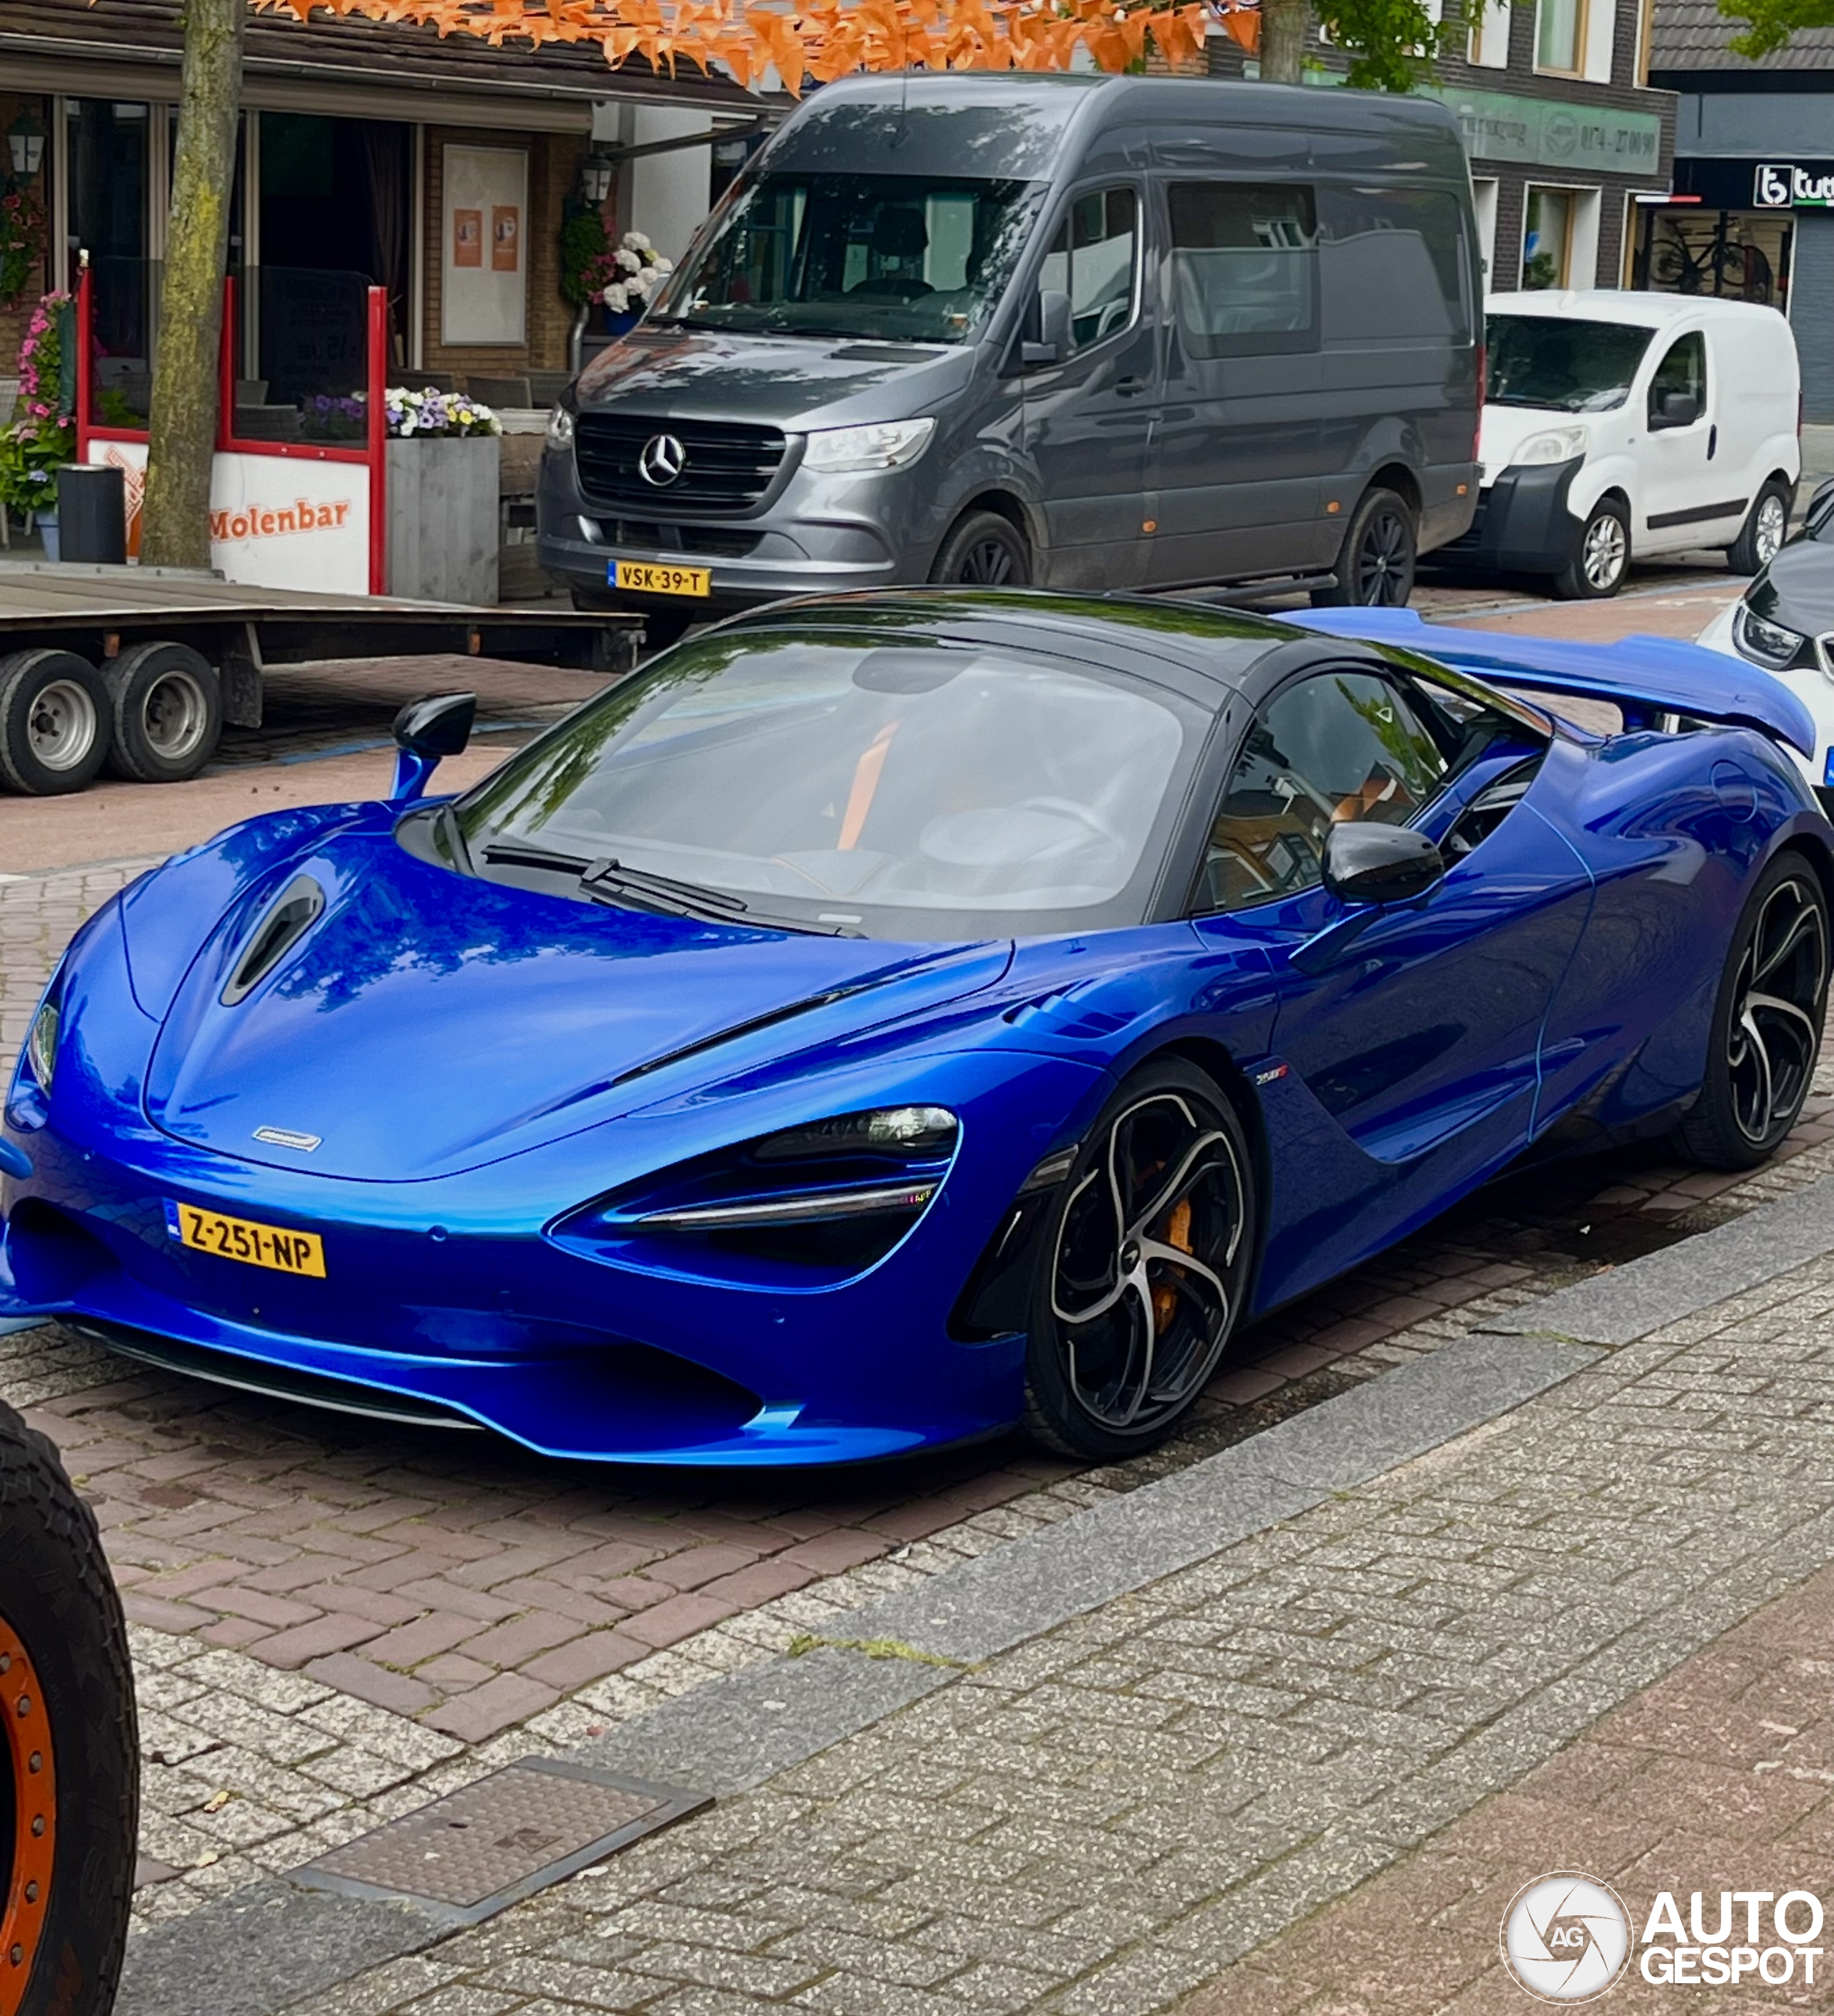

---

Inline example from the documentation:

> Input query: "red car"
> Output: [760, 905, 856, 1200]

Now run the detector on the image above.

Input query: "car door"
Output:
[1190, 663, 1593, 1307]
[1019, 183, 1158, 591]
[1149, 178, 1332, 586]
[1640, 328, 1747, 554]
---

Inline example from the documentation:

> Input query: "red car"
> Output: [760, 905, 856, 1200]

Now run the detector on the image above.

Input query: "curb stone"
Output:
[115, 1166, 1834, 2014]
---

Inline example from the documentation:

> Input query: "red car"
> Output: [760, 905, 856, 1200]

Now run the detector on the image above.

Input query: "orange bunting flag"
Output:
[249, 0, 1263, 89]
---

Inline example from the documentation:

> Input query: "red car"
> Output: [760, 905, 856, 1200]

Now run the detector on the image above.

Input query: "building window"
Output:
[1469, 0, 1512, 67]
[1472, 180, 1500, 289]
[1523, 186, 1602, 290]
[1535, 0, 1585, 73]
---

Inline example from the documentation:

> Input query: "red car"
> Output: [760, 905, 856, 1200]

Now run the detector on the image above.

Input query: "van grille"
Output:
[575, 415, 787, 512]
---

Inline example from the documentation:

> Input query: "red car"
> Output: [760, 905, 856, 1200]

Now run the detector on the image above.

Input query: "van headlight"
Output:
[545, 405, 575, 451]
[802, 418, 934, 474]
[1507, 425, 1588, 468]
[1732, 601, 1809, 671]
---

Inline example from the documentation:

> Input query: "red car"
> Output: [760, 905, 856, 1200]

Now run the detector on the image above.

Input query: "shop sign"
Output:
[1755, 162, 1834, 208]
[1422, 83, 1663, 173]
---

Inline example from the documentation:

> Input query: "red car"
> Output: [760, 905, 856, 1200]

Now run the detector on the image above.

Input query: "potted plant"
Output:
[381, 386, 503, 605]
[597, 231, 673, 336]
[1, 292, 73, 555]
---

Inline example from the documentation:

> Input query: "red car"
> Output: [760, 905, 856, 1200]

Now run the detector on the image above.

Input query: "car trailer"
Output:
[0, 562, 642, 797]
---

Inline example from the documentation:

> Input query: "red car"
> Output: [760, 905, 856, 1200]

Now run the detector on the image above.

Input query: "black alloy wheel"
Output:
[1024, 1059, 1255, 1459]
[0, 1397, 137, 2016]
[1678, 854, 1830, 1169]
[931, 510, 1032, 589]
[1313, 488, 1416, 608]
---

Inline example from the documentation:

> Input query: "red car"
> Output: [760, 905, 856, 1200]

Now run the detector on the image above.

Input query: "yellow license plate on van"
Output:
[613, 561, 710, 597]
[166, 1200, 326, 1278]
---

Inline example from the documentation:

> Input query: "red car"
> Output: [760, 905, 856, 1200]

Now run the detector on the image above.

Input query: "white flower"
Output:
[653, 256, 673, 276]
[602, 281, 630, 313]
[623, 230, 652, 252]
[614, 246, 642, 275]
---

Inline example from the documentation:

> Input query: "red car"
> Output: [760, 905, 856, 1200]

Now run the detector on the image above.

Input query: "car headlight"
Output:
[24, 998, 58, 1095]
[545, 405, 575, 451]
[1506, 425, 1588, 469]
[1732, 601, 1809, 671]
[801, 418, 935, 474]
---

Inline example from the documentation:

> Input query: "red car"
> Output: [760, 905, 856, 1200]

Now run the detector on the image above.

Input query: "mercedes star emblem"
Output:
[638, 433, 687, 487]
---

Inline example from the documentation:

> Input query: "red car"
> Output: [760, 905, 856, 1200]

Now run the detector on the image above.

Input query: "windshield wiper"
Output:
[482, 842, 860, 936]
[582, 856, 747, 917]
[482, 841, 595, 875]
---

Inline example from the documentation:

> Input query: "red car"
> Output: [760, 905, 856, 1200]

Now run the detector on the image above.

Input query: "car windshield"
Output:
[650, 171, 1045, 345]
[1486, 314, 1656, 413]
[449, 630, 1202, 940]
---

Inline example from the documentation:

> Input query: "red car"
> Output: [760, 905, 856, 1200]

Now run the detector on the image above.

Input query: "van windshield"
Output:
[652, 171, 1045, 345]
[1486, 315, 1656, 413]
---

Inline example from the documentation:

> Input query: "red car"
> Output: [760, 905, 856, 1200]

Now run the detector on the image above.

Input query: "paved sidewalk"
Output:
[117, 1212, 1834, 2016]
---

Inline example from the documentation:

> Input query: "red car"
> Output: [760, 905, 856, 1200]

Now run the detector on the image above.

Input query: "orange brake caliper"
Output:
[1152, 1197, 1194, 1332]
[0, 1613, 55, 2016]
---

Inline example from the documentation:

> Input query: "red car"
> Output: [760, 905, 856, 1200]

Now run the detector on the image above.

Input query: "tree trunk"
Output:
[140, 0, 245, 570]
[1259, 0, 1312, 82]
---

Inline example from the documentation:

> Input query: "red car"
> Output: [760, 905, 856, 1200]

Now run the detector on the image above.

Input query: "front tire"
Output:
[1727, 480, 1792, 577]
[1676, 853, 1830, 1170]
[1553, 497, 1631, 600]
[0, 1398, 137, 2016]
[1024, 1058, 1257, 1460]
[1312, 487, 1416, 608]
[930, 511, 1032, 589]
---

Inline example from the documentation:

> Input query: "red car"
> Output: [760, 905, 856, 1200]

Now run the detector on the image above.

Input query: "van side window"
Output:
[1649, 332, 1706, 426]
[1037, 188, 1138, 352]
[1316, 186, 1473, 345]
[1166, 183, 1317, 357]
[1194, 671, 1446, 912]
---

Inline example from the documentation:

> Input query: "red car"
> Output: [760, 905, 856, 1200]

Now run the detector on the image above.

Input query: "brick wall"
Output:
[0, 93, 55, 398]
[421, 126, 586, 383]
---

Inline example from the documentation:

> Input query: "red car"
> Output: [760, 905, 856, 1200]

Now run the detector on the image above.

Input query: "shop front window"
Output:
[1522, 188, 1572, 289]
[67, 100, 151, 415]
[1644, 210, 1789, 306]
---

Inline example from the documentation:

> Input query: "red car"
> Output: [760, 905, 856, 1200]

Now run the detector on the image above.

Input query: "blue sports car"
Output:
[2, 595, 1828, 1464]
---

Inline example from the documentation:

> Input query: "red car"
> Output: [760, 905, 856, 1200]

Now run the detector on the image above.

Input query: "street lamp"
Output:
[580, 151, 615, 206]
[8, 110, 44, 183]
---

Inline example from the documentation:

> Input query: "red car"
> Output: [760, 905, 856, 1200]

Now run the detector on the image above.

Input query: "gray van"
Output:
[538, 74, 1481, 640]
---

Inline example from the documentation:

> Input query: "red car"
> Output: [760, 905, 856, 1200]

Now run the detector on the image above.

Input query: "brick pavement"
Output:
[263, 1248, 1834, 2016]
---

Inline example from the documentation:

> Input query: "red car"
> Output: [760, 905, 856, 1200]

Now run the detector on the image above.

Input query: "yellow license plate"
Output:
[166, 1201, 326, 1278]
[613, 560, 711, 597]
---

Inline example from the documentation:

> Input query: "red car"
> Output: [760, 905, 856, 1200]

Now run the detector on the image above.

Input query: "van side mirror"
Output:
[1322, 822, 1444, 906]
[390, 691, 476, 801]
[1021, 289, 1072, 370]
[1651, 390, 1700, 431]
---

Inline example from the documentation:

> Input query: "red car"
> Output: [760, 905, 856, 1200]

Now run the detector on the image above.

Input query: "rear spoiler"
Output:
[1291, 607, 1817, 761]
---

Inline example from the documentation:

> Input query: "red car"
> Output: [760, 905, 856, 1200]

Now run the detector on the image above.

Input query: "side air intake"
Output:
[221, 876, 325, 1006]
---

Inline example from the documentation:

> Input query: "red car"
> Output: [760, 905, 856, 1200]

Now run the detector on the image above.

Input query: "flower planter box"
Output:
[386, 433, 500, 605]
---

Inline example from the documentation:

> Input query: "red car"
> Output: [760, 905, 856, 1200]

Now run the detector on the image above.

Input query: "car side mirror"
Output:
[1651, 390, 1700, 431]
[1322, 821, 1444, 906]
[1021, 289, 1072, 370]
[390, 691, 476, 801]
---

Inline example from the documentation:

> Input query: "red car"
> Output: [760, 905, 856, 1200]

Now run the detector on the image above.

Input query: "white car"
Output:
[1698, 478, 1834, 809]
[1439, 291, 1800, 599]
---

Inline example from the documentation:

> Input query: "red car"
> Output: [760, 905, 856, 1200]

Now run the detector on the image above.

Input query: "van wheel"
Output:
[0, 651, 111, 797]
[1553, 499, 1630, 599]
[1728, 481, 1792, 577]
[931, 512, 1032, 588]
[0, 1396, 138, 2016]
[1312, 489, 1416, 607]
[1022, 1057, 1256, 1461]
[102, 642, 222, 784]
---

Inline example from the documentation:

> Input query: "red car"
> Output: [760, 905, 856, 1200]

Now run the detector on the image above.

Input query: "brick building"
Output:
[1209, 0, 1676, 292]
[0, 1, 762, 415]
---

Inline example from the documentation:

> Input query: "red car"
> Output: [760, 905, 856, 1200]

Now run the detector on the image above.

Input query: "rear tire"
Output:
[1552, 497, 1631, 600]
[0, 1396, 138, 2016]
[930, 511, 1032, 589]
[1727, 479, 1792, 577]
[1023, 1057, 1256, 1461]
[1676, 852, 1830, 1170]
[0, 651, 110, 797]
[1311, 487, 1416, 608]
[101, 641, 222, 784]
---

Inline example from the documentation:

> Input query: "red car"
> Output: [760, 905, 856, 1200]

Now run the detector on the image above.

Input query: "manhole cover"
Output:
[297, 1758, 708, 1923]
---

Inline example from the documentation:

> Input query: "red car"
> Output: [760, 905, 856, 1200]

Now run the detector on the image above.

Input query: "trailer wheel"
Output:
[0, 1396, 138, 2016]
[102, 643, 222, 784]
[0, 652, 111, 797]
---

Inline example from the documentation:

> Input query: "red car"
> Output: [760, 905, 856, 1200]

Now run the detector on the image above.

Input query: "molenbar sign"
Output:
[1755, 163, 1834, 208]
[1423, 84, 1662, 173]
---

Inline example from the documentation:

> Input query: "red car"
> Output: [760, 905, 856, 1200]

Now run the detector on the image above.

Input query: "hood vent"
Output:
[221, 876, 325, 1006]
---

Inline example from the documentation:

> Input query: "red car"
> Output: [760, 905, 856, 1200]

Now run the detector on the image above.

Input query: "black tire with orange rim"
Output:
[0, 1396, 135, 2016]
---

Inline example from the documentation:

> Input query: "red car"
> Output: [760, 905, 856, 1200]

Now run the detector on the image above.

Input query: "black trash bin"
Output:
[56, 464, 127, 565]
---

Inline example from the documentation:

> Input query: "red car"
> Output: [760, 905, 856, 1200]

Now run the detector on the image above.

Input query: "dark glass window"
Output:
[1486, 313, 1655, 413]
[1167, 182, 1317, 357]
[1036, 187, 1140, 353]
[1648, 330, 1706, 425]
[1317, 186, 1472, 345]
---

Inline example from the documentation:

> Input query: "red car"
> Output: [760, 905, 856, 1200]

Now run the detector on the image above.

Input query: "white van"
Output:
[1436, 291, 1800, 598]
